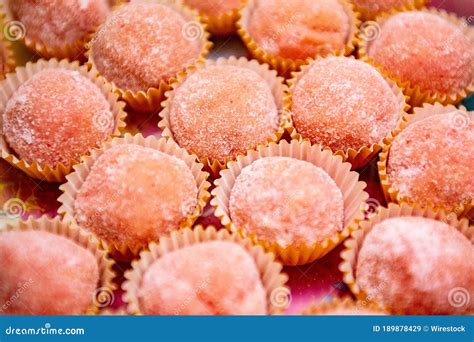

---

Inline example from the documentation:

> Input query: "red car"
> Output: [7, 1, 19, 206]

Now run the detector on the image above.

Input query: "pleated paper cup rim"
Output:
[354, 0, 428, 21]
[358, 7, 474, 107]
[285, 53, 411, 169]
[122, 224, 288, 315]
[158, 55, 288, 176]
[301, 296, 388, 315]
[57, 133, 212, 258]
[0, 58, 127, 183]
[0, 215, 116, 315]
[196, 0, 246, 36]
[211, 139, 369, 266]
[378, 103, 473, 218]
[237, 0, 361, 76]
[339, 202, 473, 314]
[86, 0, 213, 113]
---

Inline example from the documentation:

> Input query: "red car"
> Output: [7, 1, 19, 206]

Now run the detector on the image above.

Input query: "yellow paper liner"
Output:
[1, 1, 104, 60]
[122, 224, 289, 315]
[354, 0, 428, 21]
[57, 133, 212, 259]
[301, 296, 387, 315]
[237, 0, 361, 77]
[358, 7, 474, 107]
[196, 0, 245, 36]
[211, 139, 369, 266]
[284, 54, 411, 169]
[339, 202, 474, 315]
[86, 0, 213, 113]
[0, 215, 116, 315]
[378, 103, 473, 219]
[0, 5, 16, 78]
[0, 58, 127, 183]
[158, 56, 289, 176]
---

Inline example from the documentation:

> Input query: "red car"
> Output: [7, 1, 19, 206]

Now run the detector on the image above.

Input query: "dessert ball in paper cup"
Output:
[4, 0, 110, 59]
[211, 139, 369, 266]
[87, 0, 212, 112]
[0, 58, 127, 182]
[58, 133, 211, 259]
[285, 55, 410, 169]
[0, 215, 116, 315]
[159, 56, 287, 176]
[358, 9, 474, 106]
[237, 0, 360, 76]
[123, 225, 289, 315]
[340, 202, 474, 315]
[183, 0, 244, 36]
[352, 0, 428, 21]
[378, 103, 473, 218]
[302, 297, 387, 315]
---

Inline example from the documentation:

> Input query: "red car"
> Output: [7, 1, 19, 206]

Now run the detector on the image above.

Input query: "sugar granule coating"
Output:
[138, 241, 267, 315]
[0, 230, 99, 315]
[169, 65, 279, 163]
[387, 112, 474, 208]
[2, 68, 114, 166]
[184, 0, 241, 16]
[229, 157, 344, 247]
[91, 2, 202, 92]
[9, 0, 109, 48]
[353, 0, 408, 14]
[356, 216, 474, 315]
[368, 12, 474, 94]
[74, 144, 198, 247]
[292, 57, 400, 152]
[247, 0, 350, 60]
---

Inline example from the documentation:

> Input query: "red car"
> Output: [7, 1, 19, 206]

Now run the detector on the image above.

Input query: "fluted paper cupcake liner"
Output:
[159, 56, 288, 176]
[0, 58, 127, 182]
[123, 224, 288, 315]
[57, 133, 211, 258]
[211, 139, 369, 266]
